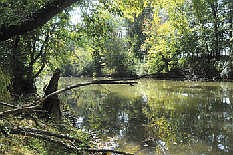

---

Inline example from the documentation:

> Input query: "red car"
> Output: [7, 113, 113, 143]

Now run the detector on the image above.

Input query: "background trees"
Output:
[0, 0, 233, 97]
[112, 0, 233, 79]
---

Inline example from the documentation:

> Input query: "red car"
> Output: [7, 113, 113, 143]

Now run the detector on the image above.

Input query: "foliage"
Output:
[81, 1, 115, 76]
[0, 0, 50, 26]
[104, 36, 136, 77]
[1, 0, 233, 81]
[110, 0, 233, 79]
[0, 68, 11, 102]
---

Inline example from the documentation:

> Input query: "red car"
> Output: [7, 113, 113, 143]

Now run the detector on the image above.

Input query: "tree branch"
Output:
[9, 128, 79, 153]
[43, 79, 137, 100]
[34, 61, 46, 78]
[79, 148, 134, 155]
[0, 101, 17, 108]
[0, 79, 137, 118]
[14, 126, 83, 144]
[0, 0, 79, 41]
[31, 25, 56, 66]
[0, 104, 40, 118]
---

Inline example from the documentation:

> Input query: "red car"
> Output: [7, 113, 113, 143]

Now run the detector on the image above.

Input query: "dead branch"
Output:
[0, 102, 17, 108]
[0, 104, 40, 118]
[44, 79, 137, 100]
[16, 126, 83, 144]
[0, 79, 137, 118]
[9, 128, 79, 153]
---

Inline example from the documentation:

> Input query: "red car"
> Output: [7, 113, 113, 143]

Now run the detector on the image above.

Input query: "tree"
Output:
[0, 0, 80, 41]
[0, 0, 82, 96]
[3, 11, 75, 97]
[105, 35, 136, 77]
[113, 0, 232, 79]
[127, 6, 153, 60]
[81, 1, 116, 76]
[181, 0, 233, 79]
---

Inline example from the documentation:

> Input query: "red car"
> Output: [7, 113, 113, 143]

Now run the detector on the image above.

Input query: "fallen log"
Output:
[44, 79, 137, 100]
[0, 79, 137, 118]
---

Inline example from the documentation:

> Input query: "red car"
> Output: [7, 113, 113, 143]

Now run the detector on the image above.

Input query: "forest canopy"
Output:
[0, 0, 232, 81]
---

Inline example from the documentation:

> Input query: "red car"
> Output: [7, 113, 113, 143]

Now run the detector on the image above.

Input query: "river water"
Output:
[59, 78, 233, 155]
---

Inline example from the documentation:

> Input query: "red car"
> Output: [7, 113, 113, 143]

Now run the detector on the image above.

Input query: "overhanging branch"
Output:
[44, 79, 137, 100]
[0, 0, 80, 41]
[0, 79, 137, 154]
[0, 79, 137, 118]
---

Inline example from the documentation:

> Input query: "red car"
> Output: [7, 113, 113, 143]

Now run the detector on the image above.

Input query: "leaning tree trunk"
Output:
[42, 69, 62, 120]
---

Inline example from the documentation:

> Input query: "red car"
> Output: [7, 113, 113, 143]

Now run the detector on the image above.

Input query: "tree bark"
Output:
[0, 0, 79, 41]
[42, 69, 62, 120]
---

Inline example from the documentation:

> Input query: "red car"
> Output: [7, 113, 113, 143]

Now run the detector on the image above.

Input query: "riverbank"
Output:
[63, 71, 233, 82]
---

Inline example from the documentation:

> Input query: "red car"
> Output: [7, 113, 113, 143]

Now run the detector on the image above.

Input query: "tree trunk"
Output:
[10, 37, 36, 97]
[42, 69, 62, 120]
[211, 2, 220, 60]
[93, 50, 102, 76]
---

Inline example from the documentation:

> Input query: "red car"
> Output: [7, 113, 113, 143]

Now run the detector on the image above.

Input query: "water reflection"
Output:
[60, 78, 233, 154]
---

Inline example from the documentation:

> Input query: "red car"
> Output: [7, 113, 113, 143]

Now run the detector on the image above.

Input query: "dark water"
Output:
[60, 78, 233, 155]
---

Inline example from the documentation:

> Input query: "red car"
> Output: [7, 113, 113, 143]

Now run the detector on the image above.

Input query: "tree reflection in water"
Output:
[60, 78, 233, 154]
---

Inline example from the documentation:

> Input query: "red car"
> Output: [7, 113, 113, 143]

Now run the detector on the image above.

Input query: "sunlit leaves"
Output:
[0, 0, 50, 26]
[191, 0, 209, 22]
[114, 0, 145, 20]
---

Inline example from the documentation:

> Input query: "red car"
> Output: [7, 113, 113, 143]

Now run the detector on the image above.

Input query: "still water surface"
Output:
[60, 78, 233, 155]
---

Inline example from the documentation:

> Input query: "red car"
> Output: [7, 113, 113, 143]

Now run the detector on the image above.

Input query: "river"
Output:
[59, 78, 233, 155]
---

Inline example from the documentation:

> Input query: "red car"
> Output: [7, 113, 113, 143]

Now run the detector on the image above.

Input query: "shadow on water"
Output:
[60, 78, 233, 155]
